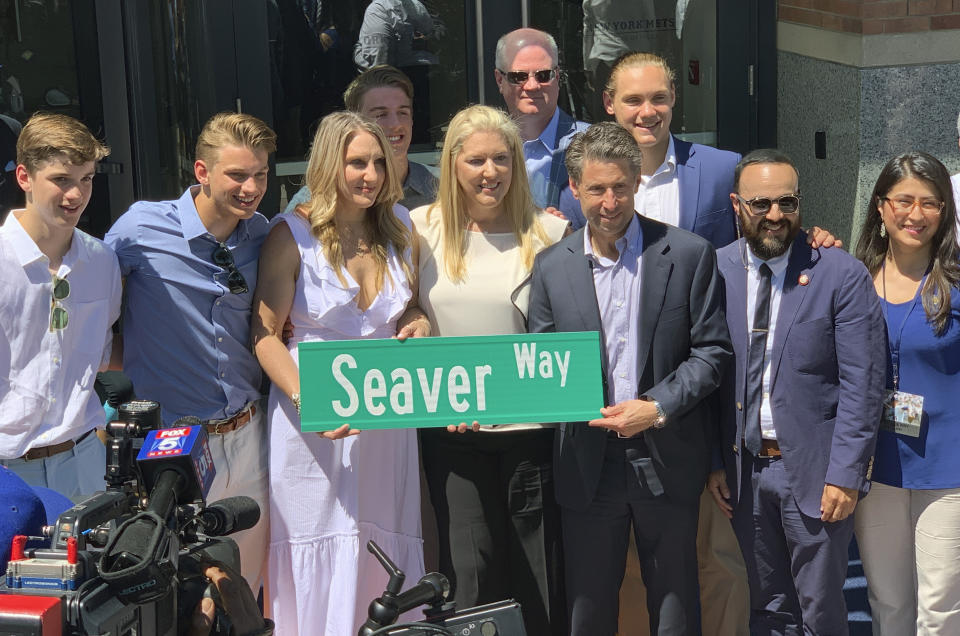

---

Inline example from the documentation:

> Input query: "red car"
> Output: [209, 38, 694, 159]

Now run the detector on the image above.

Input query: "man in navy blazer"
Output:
[529, 122, 732, 635]
[496, 28, 589, 210]
[708, 149, 885, 634]
[559, 52, 739, 250]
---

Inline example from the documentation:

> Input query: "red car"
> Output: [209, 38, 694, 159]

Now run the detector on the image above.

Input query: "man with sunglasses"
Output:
[708, 149, 885, 634]
[0, 113, 119, 498]
[495, 28, 589, 211]
[104, 112, 276, 594]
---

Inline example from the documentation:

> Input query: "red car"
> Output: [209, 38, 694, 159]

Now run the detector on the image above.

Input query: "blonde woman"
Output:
[405, 104, 569, 634]
[252, 111, 426, 634]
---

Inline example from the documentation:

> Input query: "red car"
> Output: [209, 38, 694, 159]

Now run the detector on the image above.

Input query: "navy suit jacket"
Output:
[538, 108, 590, 209]
[558, 137, 740, 249]
[716, 234, 886, 518]
[528, 217, 733, 511]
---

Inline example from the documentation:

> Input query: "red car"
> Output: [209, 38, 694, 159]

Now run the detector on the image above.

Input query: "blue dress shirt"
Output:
[105, 186, 269, 425]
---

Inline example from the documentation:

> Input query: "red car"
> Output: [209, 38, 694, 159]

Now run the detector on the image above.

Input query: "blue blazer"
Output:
[543, 109, 590, 209]
[716, 234, 886, 518]
[559, 137, 740, 249]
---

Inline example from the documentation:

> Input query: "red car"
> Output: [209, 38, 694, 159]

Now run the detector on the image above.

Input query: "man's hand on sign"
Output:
[318, 423, 360, 440]
[447, 421, 481, 433]
[588, 399, 659, 438]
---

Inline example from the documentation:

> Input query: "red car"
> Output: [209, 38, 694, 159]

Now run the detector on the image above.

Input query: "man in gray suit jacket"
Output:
[528, 122, 733, 635]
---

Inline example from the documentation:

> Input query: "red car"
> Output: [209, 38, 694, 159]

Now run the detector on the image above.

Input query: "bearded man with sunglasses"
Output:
[495, 28, 589, 211]
[0, 113, 118, 498]
[708, 149, 885, 635]
[105, 112, 276, 595]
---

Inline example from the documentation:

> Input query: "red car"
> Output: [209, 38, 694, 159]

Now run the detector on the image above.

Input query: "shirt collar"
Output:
[404, 161, 434, 195]
[535, 108, 561, 149]
[584, 212, 642, 264]
[178, 185, 254, 243]
[0, 209, 89, 270]
[746, 242, 792, 279]
[651, 135, 678, 177]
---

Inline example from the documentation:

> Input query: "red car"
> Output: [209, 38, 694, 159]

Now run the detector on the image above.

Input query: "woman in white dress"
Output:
[252, 111, 428, 634]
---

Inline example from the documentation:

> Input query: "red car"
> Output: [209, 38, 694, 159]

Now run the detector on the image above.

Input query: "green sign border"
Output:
[298, 331, 604, 431]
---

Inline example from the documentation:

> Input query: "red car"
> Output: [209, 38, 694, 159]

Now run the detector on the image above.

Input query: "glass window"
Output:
[530, 0, 718, 145]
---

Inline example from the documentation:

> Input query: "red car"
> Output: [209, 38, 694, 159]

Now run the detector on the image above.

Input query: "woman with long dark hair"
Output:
[853, 151, 960, 635]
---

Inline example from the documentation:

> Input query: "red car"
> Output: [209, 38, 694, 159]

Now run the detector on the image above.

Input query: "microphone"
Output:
[136, 422, 216, 507]
[198, 496, 260, 537]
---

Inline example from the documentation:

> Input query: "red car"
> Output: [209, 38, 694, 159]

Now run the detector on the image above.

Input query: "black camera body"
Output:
[0, 401, 247, 636]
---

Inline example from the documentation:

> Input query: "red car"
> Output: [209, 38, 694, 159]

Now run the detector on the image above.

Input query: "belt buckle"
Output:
[214, 420, 225, 435]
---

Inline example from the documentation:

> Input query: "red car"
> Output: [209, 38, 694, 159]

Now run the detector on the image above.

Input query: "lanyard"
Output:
[880, 260, 927, 391]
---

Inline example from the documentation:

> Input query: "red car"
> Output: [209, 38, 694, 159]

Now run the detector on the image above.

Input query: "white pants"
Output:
[855, 481, 960, 636]
[2, 431, 106, 499]
[205, 404, 270, 595]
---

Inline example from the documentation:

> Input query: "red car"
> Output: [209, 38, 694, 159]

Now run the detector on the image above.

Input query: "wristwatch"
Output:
[643, 397, 667, 429]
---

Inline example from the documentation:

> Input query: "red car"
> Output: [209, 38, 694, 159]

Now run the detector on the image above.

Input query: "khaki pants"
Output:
[617, 488, 750, 636]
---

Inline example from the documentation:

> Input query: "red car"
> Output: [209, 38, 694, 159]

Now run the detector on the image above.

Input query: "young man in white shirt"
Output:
[0, 113, 120, 498]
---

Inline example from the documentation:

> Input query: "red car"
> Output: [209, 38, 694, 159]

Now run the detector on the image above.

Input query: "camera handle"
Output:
[358, 541, 452, 636]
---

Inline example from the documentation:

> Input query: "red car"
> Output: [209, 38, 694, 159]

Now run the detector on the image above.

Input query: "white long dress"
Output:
[267, 207, 424, 635]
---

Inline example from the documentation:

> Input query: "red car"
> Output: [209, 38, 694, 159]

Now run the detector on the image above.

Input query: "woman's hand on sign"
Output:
[447, 421, 480, 433]
[318, 423, 360, 440]
[395, 317, 430, 341]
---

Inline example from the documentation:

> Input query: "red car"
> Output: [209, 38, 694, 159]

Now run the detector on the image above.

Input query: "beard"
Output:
[744, 217, 800, 260]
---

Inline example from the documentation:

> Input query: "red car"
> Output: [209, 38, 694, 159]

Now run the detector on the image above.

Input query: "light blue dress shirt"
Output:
[523, 108, 561, 209]
[105, 186, 269, 425]
[584, 213, 643, 405]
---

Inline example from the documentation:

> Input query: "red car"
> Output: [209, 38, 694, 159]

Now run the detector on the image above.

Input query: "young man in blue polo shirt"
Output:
[105, 112, 276, 593]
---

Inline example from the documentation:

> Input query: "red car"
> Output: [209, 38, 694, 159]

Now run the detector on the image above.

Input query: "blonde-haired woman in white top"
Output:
[403, 104, 569, 635]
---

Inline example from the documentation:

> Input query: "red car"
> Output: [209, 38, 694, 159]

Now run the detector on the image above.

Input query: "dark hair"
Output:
[854, 151, 960, 335]
[565, 122, 643, 185]
[343, 65, 414, 112]
[733, 149, 798, 193]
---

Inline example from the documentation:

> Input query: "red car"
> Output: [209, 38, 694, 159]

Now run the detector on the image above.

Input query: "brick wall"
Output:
[778, 0, 960, 34]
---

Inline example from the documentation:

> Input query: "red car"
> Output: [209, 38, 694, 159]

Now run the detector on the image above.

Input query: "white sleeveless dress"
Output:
[267, 206, 424, 635]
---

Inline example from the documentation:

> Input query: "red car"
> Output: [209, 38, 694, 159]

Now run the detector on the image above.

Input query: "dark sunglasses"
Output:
[212, 243, 249, 294]
[50, 275, 70, 331]
[737, 194, 802, 216]
[499, 68, 558, 85]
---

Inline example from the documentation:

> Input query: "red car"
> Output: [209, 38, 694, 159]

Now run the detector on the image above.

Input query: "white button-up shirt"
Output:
[745, 245, 792, 440]
[634, 135, 680, 228]
[0, 211, 122, 457]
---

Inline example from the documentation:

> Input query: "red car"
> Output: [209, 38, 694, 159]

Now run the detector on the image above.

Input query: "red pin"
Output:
[799, 274, 809, 286]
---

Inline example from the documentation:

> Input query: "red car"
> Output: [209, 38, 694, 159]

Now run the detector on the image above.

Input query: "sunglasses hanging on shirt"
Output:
[212, 242, 249, 294]
[50, 275, 70, 331]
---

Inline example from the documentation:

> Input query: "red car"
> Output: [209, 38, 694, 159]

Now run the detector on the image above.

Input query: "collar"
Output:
[649, 135, 677, 178]
[746, 242, 792, 280]
[532, 108, 561, 149]
[0, 209, 87, 270]
[405, 160, 435, 195]
[178, 185, 253, 243]
[584, 212, 642, 265]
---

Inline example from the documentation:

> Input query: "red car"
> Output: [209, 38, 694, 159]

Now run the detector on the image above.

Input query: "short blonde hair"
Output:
[605, 52, 676, 98]
[300, 111, 411, 287]
[17, 112, 109, 173]
[429, 104, 551, 282]
[195, 112, 277, 165]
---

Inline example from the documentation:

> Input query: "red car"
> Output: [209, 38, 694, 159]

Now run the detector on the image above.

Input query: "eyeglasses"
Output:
[50, 275, 70, 331]
[212, 243, 249, 294]
[881, 196, 944, 216]
[736, 194, 802, 216]
[498, 68, 558, 85]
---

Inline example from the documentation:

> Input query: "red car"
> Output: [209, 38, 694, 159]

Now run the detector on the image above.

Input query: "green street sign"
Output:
[297, 332, 604, 431]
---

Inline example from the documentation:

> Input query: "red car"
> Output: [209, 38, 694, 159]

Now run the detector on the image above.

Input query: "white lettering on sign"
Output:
[513, 344, 571, 387]
[329, 355, 493, 417]
[332, 354, 360, 416]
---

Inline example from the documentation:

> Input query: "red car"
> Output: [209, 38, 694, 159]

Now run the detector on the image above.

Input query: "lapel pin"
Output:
[798, 274, 810, 286]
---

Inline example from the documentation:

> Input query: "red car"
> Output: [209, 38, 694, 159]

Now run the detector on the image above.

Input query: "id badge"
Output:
[881, 389, 923, 437]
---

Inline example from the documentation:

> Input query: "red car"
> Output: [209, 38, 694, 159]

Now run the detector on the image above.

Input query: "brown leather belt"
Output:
[205, 404, 257, 435]
[20, 429, 94, 461]
[759, 438, 782, 458]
